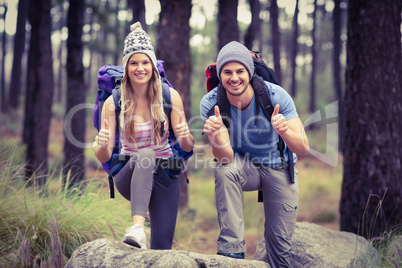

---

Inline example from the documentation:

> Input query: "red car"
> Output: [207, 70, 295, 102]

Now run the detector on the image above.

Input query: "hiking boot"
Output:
[122, 224, 147, 249]
[217, 251, 245, 259]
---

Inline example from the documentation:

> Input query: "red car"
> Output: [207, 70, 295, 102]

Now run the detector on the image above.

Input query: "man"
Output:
[200, 41, 309, 267]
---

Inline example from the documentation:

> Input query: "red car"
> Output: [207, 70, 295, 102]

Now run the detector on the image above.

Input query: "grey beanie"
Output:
[216, 41, 254, 80]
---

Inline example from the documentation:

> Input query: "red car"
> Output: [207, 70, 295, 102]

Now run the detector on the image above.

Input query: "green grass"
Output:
[0, 147, 132, 267]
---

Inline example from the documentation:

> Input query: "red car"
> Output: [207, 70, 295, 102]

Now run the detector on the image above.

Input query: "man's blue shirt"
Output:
[200, 81, 298, 166]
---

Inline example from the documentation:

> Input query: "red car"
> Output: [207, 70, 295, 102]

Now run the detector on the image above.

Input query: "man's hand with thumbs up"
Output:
[271, 104, 288, 135]
[175, 111, 190, 141]
[203, 105, 233, 163]
[203, 105, 224, 137]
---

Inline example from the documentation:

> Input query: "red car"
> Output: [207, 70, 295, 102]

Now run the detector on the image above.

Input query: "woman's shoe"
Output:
[122, 224, 147, 249]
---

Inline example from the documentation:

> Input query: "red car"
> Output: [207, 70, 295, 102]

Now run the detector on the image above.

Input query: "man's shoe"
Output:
[217, 251, 245, 259]
[122, 224, 147, 249]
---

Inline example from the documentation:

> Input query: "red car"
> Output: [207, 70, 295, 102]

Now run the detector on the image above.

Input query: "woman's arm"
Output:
[95, 95, 117, 163]
[169, 88, 194, 152]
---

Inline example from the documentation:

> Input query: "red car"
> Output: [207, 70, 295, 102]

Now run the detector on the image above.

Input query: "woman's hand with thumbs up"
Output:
[94, 95, 117, 163]
[170, 88, 194, 153]
[98, 119, 111, 147]
[175, 111, 190, 141]
[93, 119, 111, 157]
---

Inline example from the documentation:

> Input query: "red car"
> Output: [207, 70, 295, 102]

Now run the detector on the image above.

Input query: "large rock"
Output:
[66, 222, 381, 268]
[254, 222, 379, 267]
[65, 238, 269, 268]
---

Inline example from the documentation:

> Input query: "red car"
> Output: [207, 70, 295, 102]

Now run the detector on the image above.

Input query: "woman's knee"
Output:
[135, 148, 156, 169]
[137, 148, 156, 159]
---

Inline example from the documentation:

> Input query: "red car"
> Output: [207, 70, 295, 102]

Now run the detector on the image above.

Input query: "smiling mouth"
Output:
[228, 81, 242, 87]
[135, 73, 147, 77]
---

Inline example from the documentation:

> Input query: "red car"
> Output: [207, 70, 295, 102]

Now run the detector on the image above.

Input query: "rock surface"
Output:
[254, 222, 379, 267]
[65, 238, 268, 268]
[66, 222, 380, 268]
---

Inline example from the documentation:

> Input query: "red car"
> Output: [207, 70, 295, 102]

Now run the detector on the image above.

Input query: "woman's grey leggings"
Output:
[114, 148, 180, 250]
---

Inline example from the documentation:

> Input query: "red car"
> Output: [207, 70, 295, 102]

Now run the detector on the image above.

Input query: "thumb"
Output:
[104, 119, 109, 130]
[179, 111, 185, 124]
[214, 105, 221, 118]
[273, 104, 280, 117]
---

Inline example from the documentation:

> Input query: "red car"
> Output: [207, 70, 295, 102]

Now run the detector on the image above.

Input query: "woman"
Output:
[94, 22, 194, 250]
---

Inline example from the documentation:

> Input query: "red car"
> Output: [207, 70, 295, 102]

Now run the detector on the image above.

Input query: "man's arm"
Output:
[203, 106, 234, 163]
[271, 104, 310, 156]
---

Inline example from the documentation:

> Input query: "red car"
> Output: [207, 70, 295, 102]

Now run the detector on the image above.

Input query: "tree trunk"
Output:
[157, 0, 192, 210]
[244, 0, 261, 51]
[23, 0, 54, 183]
[56, 1, 66, 104]
[102, 0, 109, 64]
[333, 0, 343, 150]
[86, 7, 94, 92]
[9, 0, 28, 110]
[1, 2, 7, 113]
[217, 0, 239, 50]
[340, 0, 402, 239]
[63, 0, 86, 187]
[308, 0, 317, 117]
[290, 0, 299, 97]
[270, 0, 282, 84]
[129, 0, 146, 32]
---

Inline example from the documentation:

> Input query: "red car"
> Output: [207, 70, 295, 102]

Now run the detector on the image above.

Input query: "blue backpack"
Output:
[94, 60, 193, 198]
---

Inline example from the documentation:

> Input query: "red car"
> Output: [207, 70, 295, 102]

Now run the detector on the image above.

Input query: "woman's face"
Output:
[126, 53, 154, 86]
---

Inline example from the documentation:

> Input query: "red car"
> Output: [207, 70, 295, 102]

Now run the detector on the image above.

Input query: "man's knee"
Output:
[216, 162, 238, 179]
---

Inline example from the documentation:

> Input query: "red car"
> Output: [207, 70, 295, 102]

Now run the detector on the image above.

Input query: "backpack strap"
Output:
[161, 83, 191, 183]
[105, 88, 122, 198]
[162, 82, 172, 138]
[206, 83, 232, 130]
[252, 76, 295, 202]
[108, 174, 115, 198]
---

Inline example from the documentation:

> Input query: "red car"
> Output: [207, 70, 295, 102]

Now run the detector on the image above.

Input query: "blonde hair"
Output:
[119, 64, 165, 146]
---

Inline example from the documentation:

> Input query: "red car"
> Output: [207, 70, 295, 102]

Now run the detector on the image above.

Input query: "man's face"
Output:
[220, 62, 250, 97]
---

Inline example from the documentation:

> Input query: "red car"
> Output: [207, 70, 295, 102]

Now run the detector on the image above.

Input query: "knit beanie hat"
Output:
[216, 41, 254, 80]
[122, 22, 158, 74]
